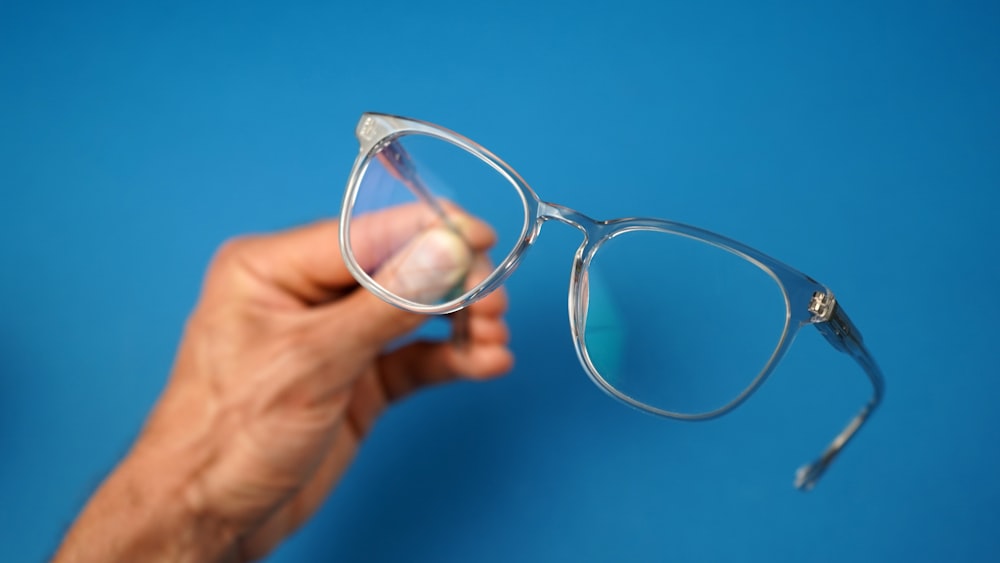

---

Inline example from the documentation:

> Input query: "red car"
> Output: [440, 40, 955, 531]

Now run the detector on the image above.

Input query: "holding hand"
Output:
[56, 206, 513, 562]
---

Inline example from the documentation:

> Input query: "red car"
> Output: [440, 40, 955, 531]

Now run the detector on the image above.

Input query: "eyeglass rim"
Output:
[568, 222, 809, 420]
[341, 112, 884, 491]
[340, 111, 833, 418]
[339, 112, 545, 315]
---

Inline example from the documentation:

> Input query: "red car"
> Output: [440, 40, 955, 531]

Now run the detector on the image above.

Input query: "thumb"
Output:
[339, 225, 473, 346]
[377, 226, 473, 304]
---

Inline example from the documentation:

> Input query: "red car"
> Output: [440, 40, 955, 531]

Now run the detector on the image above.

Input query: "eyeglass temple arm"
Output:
[794, 292, 885, 491]
[374, 141, 471, 346]
[376, 141, 459, 231]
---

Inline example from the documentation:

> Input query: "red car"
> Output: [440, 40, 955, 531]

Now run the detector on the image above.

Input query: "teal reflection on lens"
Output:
[581, 268, 627, 386]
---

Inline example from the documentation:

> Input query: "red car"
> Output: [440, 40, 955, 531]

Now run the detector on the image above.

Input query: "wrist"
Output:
[55, 443, 241, 563]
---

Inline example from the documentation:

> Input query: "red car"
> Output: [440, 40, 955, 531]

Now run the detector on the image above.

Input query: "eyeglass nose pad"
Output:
[569, 249, 627, 398]
[566, 235, 600, 338]
[566, 251, 589, 372]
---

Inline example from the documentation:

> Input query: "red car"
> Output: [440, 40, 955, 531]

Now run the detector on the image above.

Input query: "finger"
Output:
[350, 201, 497, 277]
[333, 225, 482, 347]
[370, 306, 513, 405]
[465, 314, 510, 345]
[377, 340, 515, 403]
[335, 331, 511, 443]
[464, 254, 509, 317]
[206, 203, 496, 306]
[368, 226, 474, 304]
[344, 307, 511, 434]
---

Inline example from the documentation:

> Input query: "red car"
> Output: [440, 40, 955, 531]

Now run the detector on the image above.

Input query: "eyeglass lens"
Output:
[582, 229, 788, 416]
[347, 133, 527, 306]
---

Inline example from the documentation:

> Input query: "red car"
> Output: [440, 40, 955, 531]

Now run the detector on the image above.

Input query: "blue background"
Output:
[2, 1, 998, 561]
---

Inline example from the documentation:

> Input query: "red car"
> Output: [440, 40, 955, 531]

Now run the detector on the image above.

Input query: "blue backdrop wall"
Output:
[2, 1, 998, 561]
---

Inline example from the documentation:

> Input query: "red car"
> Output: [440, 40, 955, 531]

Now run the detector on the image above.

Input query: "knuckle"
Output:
[197, 235, 268, 300]
[211, 236, 257, 269]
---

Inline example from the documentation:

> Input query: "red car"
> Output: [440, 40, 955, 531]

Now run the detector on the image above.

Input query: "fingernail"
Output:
[382, 227, 472, 303]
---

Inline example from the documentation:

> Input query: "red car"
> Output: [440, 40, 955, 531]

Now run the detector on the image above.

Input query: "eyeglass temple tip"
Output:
[793, 404, 871, 491]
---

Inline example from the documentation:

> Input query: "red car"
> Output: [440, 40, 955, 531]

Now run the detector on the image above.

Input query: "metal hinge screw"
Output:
[808, 291, 836, 321]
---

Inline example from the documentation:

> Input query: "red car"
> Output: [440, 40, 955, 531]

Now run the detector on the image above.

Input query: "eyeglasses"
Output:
[339, 112, 884, 491]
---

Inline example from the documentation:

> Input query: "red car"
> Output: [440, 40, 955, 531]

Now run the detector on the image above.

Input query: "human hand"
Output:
[55, 205, 513, 562]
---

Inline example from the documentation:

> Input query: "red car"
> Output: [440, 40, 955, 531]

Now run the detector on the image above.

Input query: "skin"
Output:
[54, 207, 513, 562]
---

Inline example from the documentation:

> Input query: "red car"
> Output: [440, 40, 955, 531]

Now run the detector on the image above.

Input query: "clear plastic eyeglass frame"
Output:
[339, 112, 884, 491]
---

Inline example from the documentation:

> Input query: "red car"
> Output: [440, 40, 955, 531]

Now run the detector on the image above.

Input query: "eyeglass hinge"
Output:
[808, 291, 836, 322]
[809, 291, 863, 354]
[357, 114, 395, 150]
